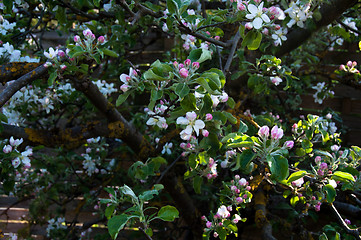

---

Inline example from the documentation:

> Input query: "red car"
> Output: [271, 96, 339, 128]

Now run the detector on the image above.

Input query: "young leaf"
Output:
[108, 214, 130, 239]
[287, 171, 307, 184]
[157, 205, 179, 221]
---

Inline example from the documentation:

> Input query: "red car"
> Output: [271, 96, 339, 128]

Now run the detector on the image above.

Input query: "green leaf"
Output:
[200, 94, 213, 116]
[188, 48, 212, 63]
[323, 184, 336, 203]
[108, 214, 130, 239]
[226, 135, 253, 149]
[0, 112, 8, 123]
[105, 205, 116, 219]
[287, 171, 307, 184]
[196, 77, 219, 94]
[144, 69, 168, 81]
[166, 0, 179, 15]
[181, 94, 197, 111]
[267, 155, 289, 181]
[193, 175, 202, 194]
[139, 189, 160, 201]
[102, 48, 119, 58]
[151, 89, 163, 102]
[48, 71, 57, 86]
[223, 111, 237, 124]
[238, 120, 248, 133]
[175, 83, 190, 98]
[157, 205, 179, 221]
[242, 31, 262, 50]
[290, 196, 299, 207]
[116, 91, 131, 106]
[232, 149, 255, 171]
[331, 171, 355, 183]
[120, 185, 137, 200]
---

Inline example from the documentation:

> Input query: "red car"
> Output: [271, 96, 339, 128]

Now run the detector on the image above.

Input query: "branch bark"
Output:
[69, 75, 154, 160]
[0, 63, 47, 108]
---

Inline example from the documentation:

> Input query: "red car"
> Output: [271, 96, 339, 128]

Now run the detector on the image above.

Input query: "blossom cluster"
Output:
[46, 217, 67, 237]
[2, 136, 32, 169]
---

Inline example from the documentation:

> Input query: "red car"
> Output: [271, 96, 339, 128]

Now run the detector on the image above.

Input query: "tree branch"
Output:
[0, 63, 47, 108]
[330, 203, 361, 240]
[224, 30, 241, 73]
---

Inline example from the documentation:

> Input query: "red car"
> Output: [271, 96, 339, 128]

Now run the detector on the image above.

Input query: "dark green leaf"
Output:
[193, 175, 202, 194]
[157, 205, 179, 221]
[323, 184, 336, 203]
[267, 155, 289, 181]
[108, 214, 130, 239]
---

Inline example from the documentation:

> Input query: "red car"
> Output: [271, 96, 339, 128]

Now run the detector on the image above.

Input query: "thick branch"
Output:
[0, 62, 43, 84]
[69, 76, 154, 160]
[274, 0, 358, 57]
[0, 63, 47, 108]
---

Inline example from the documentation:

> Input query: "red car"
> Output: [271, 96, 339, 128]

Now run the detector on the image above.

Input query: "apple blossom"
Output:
[176, 111, 205, 138]
[44, 47, 58, 60]
[270, 76, 283, 85]
[217, 205, 230, 218]
[245, 2, 271, 30]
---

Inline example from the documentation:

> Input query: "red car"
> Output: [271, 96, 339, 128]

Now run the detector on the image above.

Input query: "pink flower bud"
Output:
[201, 216, 207, 221]
[202, 129, 209, 137]
[236, 197, 243, 203]
[237, 3, 246, 11]
[275, 25, 281, 30]
[184, 59, 191, 66]
[238, 178, 247, 186]
[3, 145, 12, 153]
[345, 219, 351, 225]
[206, 221, 212, 228]
[352, 61, 357, 67]
[262, 28, 269, 35]
[60, 64, 67, 70]
[192, 62, 200, 69]
[180, 142, 186, 149]
[207, 173, 212, 179]
[246, 186, 251, 191]
[258, 125, 270, 138]
[179, 68, 189, 78]
[43, 62, 52, 68]
[209, 158, 215, 166]
[339, 64, 346, 71]
[284, 140, 294, 149]
[234, 175, 240, 180]
[271, 125, 283, 140]
[74, 35, 81, 42]
[320, 162, 328, 170]
[97, 36, 105, 44]
[317, 169, 324, 176]
[58, 50, 65, 57]
[315, 156, 321, 163]
[120, 84, 130, 92]
[214, 36, 220, 41]
[245, 22, 253, 30]
[347, 61, 353, 68]
[206, 113, 213, 121]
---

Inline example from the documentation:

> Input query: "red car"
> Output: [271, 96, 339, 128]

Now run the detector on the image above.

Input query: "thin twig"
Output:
[330, 203, 361, 240]
[139, 227, 153, 240]
[155, 154, 183, 185]
[224, 30, 241, 73]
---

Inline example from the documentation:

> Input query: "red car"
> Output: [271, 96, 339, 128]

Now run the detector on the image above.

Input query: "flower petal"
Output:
[253, 17, 263, 29]
[176, 117, 189, 125]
